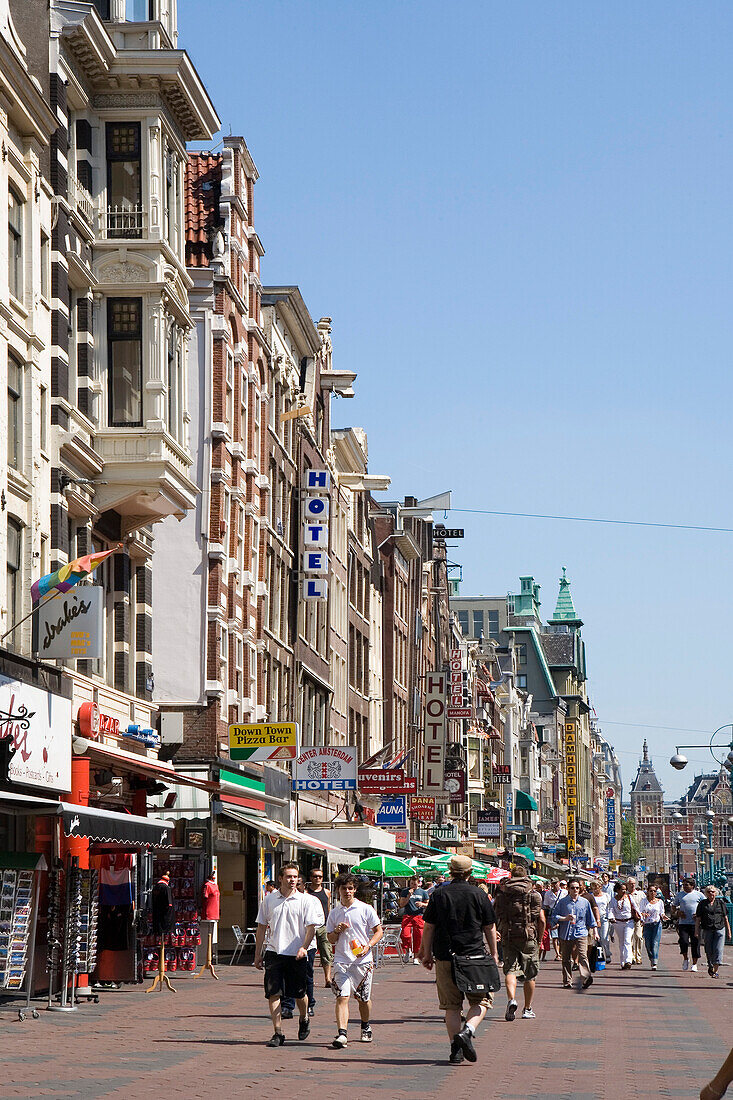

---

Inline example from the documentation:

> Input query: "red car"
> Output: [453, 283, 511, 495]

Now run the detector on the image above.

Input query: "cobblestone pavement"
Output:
[0, 932, 730, 1100]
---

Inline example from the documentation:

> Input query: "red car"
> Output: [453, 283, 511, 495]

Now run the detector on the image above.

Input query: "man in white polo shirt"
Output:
[254, 862, 321, 1046]
[326, 872, 383, 1050]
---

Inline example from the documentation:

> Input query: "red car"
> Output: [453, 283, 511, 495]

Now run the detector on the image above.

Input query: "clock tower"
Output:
[629, 740, 666, 876]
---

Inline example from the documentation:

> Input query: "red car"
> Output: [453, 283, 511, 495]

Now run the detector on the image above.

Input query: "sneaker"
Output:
[691, 964, 698, 972]
[307, 1005, 315, 1017]
[360, 1025, 373, 1043]
[298, 1017, 310, 1041]
[582, 976, 594, 990]
[267, 1032, 285, 1047]
[712, 972, 720, 979]
[455, 1025, 477, 1063]
[708, 965, 715, 976]
[651, 964, 657, 970]
[413, 957, 421, 965]
[449, 1038, 464, 1064]
[522, 1008, 536, 1019]
[682, 959, 689, 971]
[505, 1000, 518, 1022]
[332, 1032, 348, 1049]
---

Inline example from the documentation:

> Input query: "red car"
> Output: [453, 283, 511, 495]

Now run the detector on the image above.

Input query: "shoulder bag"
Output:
[451, 952, 502, 995]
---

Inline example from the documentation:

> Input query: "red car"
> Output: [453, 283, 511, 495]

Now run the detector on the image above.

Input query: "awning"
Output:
[73, 737, 218, 794]
[60, 803, 174, 846]
[0, 789, 173, 846]
[219, 807, 353, 863]
[515, 791, 538, 811]
[514, 845, 536, 862]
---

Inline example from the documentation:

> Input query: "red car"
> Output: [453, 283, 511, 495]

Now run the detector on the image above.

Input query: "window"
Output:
[7, 355, 22, 469]
[106, 123, 142, 238]
[516, 642, 527, 666]
[126, 0, 152, 22]
[91, 0, 110, 16]
[166, 321, 182, 439]
[8, 188, 23, 300]
[517, 674, 528, 689]
[457, 609, 469, 636]
[5, 519, 22, 649]
[40, 386, 48, 452]
[487, 609, 500, 639]
[40, 231, 50, 300]
[472, 609, 483, 638]
[108, 298, 143, 426]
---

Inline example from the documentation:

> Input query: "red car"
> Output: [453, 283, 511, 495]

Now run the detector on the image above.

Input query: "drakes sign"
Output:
[35, 587, 103, 659]
[0, 675, 71, 791]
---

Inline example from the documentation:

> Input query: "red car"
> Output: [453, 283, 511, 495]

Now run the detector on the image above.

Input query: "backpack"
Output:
[497, 879, 537, 942]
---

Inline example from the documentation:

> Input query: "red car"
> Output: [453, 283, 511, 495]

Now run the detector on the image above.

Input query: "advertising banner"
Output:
[375, 796, 407, 828]
[444, 769, 466, 803]
[0, 675, 71, 791]
[409, 796, 436, 823]
[293, 745, 357, 791]
[358, 769, 405, 793]
[430, 822, 459, 843]
[423, 671, 447, 797]
[35, 586, 104, 659]
[476, 808, 501, 839]
[229, 722, 298, 762]
[493, 764, 512, 785]
[606, 785, 616, 846]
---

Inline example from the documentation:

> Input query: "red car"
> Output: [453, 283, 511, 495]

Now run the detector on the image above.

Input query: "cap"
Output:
[448, 854, 473, 873]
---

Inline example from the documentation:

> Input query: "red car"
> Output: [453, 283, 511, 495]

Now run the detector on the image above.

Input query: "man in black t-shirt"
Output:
[419, 854, 498, 1066]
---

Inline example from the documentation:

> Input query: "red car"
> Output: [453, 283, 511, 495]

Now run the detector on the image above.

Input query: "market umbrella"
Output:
[351, 855, 416, 878]
[485, 868, 511, 884]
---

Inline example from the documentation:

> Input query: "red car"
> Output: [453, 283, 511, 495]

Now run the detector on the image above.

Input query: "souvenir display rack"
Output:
[0, 855, 44, 1022]
[141, 854, 204, 978]
[47, 859, 100, 1011]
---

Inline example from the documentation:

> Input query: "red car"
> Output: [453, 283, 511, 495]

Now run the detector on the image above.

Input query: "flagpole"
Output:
[0, 587, 68, 645]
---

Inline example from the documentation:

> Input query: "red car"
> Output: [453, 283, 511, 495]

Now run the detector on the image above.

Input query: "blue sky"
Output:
[180, 0, 733, 798]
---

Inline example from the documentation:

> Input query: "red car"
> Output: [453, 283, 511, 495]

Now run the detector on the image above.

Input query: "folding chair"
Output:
[230, 925, 246, 965]
[375, 925, 406, 968]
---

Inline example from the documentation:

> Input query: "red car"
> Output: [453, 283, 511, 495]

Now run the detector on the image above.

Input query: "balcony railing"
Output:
[99, 205, 146, 240]
[68, 172, 94, 224]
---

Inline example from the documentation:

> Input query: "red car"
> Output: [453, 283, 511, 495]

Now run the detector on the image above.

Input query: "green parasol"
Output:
[351, 855, 417, 878]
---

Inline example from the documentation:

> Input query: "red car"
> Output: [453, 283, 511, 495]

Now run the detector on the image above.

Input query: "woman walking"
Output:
[695, 885, 732, 978]
[639, 884, 665, 969]
[590, 881, 611, 964]
[608, 882, 638, 969]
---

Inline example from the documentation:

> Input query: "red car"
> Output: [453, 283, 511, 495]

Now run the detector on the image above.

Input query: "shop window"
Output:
[8, 187, 23, 300]
[7, 354, 23, 469]
[108, 298, 142, 426]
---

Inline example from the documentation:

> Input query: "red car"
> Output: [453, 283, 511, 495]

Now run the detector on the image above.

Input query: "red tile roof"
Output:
[185, 153, 222, 268]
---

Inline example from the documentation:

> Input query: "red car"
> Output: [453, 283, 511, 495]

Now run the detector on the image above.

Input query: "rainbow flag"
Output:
[31, 545, 120, 604]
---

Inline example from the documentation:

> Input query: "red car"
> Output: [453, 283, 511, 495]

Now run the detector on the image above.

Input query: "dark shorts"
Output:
[263, 951, 308, 1001]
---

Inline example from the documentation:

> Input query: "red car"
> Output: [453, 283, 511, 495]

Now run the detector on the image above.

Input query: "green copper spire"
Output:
[550, 567, 579, 622]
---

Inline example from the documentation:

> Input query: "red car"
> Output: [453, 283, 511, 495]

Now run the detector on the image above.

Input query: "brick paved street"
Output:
[0, 932, 730, 1100]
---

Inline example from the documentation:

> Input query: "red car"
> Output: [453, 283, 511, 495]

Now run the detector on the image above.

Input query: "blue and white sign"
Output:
[376, 796, 407, 828]
[505, 790, 513, 827]
[606, 786, 616, 846]
[292, 745, 357, 791]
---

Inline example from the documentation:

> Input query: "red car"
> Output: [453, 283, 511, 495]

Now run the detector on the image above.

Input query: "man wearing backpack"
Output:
[493, 865, 545, 1021]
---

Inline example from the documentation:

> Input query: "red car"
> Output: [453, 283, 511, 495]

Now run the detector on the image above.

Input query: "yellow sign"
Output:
[564, 721, 577, 848]
[609, 859, 622, 869]
[229, 722, 298, 762]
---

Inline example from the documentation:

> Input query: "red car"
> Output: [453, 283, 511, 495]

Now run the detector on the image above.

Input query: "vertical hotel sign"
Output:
[302, 469, 330, 600]
[564, 721, 577, 849]
[423, 671, 447, 799]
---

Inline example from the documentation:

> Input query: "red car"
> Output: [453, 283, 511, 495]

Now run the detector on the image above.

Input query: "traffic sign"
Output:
[229, 722, 298, 762]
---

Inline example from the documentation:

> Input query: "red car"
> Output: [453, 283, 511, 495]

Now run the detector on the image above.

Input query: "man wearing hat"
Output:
[418, 854, 498, 1065]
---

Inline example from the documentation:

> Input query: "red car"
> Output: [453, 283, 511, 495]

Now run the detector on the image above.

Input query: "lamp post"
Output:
[704, 807, 716, 881]
[670, 827, 682, 891]
[670, 726, 733, 889]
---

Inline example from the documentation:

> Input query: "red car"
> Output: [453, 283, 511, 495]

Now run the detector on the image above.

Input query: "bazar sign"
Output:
[0, 675, 71, 792]
[78, 701, 120, 740]
[229, 722, 298, 762]
[293, 745, 357, 791]
[423, 671, 447, 797]
[35, 586, 104, 659]
[409, 796, 436, 823]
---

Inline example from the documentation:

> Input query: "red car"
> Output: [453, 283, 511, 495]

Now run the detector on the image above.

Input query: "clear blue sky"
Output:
[180, 0, 733, 798]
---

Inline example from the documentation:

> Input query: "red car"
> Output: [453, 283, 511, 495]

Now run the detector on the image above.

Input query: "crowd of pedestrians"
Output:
[252, 856, 730, 1092]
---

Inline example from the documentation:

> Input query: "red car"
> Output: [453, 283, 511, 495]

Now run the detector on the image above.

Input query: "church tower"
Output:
[629, 740, 666, 876]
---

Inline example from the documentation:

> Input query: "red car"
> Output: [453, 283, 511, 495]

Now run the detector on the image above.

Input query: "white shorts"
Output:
[331, 959, 374, 1002]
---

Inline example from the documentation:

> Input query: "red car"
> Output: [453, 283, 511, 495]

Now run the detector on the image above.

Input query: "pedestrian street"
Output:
[0, 932, 728, 1100]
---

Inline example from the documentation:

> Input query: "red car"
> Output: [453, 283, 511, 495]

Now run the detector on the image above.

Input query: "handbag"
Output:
[588, 942, 598, 973]
[451, 952, 502, 995]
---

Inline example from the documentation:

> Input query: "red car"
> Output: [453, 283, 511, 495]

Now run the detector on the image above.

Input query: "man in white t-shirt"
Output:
[326, 873, 383, 1049]
[254, 862, 321, 1047]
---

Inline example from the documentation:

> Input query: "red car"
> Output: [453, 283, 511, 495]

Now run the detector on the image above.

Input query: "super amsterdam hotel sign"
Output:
[0, 675, 72, 792]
